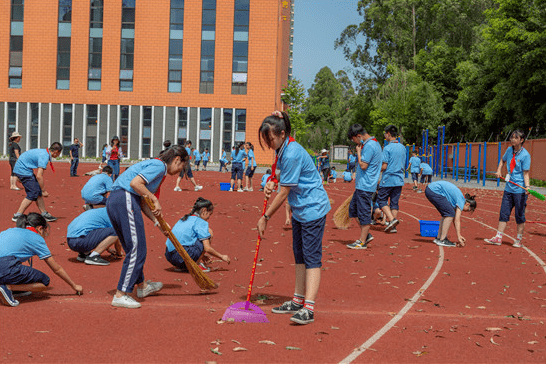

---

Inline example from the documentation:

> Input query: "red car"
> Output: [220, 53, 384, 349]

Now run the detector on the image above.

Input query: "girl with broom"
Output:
[257, 110, 330, 325]
[107, 145, 188, 308]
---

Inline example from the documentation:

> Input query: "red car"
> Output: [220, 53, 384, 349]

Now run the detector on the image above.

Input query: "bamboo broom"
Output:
[144, 196, 218, 290]
[333, 193, 353, 229]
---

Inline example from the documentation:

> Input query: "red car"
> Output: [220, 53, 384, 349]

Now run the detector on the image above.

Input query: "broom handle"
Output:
[501, 176, 528, 191]
[245, 197, 269, 308]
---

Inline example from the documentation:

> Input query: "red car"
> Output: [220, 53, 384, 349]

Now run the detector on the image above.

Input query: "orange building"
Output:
[0, 0, 294, 164]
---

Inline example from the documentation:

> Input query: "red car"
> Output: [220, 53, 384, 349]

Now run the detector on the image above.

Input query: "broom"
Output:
[333, 193, 353, 229]
[501, 177, 545, 201]
[144, 196, 218, 290]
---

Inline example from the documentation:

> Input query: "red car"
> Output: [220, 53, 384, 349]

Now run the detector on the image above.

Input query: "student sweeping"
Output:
[484, 129, 531, 248]
[165, 197, 230, 273]
[81, 165, 114, 210]
[106, 145, 188, 309]
[257, 110, 330, 325]
[0, 213, 82, 307]
[425, 180, 477, 247]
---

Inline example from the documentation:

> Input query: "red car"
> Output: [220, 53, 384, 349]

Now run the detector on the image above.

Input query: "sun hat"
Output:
[9, 131, 22, 140]
[320, 149, 328, 153]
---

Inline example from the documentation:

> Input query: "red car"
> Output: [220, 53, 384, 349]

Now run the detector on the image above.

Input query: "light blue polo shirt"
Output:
[81, 173, 113, 203]
[220, 151, 227, 163]
[331, 170, 337, 179]
[67, 208, 113, 238]
[193, 150, 201, 162]
[248, 149, 257, 167]
[428, 181, 466, 210]
[0, 228, 51, 260]
[355, 137, 382, 192]
[278, 139, 331, 222]
[349, 154, 356, 164]
[13, 149, 51, 176]
[261, 173, 271, 188]
[420, 162, 433, 175]
[380, 141, 406, 187]
[503, 146, 531, 194]
[166, 215, 211, 252]
[409, 156, 421, 173]
[185, 147, 192, 160]
[202, 152, 209, 162]
[343, 171, 352, 181]
[111, 159, 167, 195]
[233, 149, 247, 163]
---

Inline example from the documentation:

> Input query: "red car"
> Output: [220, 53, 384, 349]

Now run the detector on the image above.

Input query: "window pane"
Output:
[169, 39, 183, 55]
[168, 82, 181, 93]
[235, 0, 249, 10]
[10, 36, 23, 51]
[201, 40, 215, 56]
[120, 80, 133, 91]
[202, 10, 216, 25]
[169, 70, 181, 81]
[89, 38, 103, 53]
[168, 55, 182, 70]
[119, 69, 133, 79]
[120, 54, 134, 69]
[122, 8, 135, 23]
[58, 52, 71, 67]
[121, 38, 134, 53]
[57, 68, 70, 80]
[10, 52, 22, 67]
[88, 68, 101, 79]
[122, 0, 136, 7]
[58, 37, 71, 51]
[200, 56, 215, 71]
[89, 53, 102, 68]
[171, 0, 184, 8]
[234, 10, 249, 26]
[200, 71, 214, 82]
[88, 80, 101, 90]
[59, 1, 72, 21]
[170, 9, 184, 24]
[203, 0, 216, 10]
[11, 6, 24, 21]
[200, 108, 212, 130]
[233, 41, 248, 57]
[178, 107, 188, 126]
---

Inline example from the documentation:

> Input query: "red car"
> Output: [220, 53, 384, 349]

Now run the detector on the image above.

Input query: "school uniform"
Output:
[349, 137, 382, 225]
[106, 159, 167, 293]
[193, 150, 201, 168]
[81, 173, 113, 205]
[101, 146, 107, 163]
[13, 149, 52, 201]
[67, 208, 116, 254]
[420, 162, 433, 183]
[409, 156, 421, 182]
[202, 152, 209, 168]
[70, 143, 81, 176]
[219, 151, 227, 172]
[329, 170, 337, 183]
[180, 147, 194, 178]
[319, 155, 331, 181]
[499, 146, 531, 224]
[0, 228, 52, 287]
[231, 149, 247, 180]
[261, 173, 271, 188]
[245, 149, 257, 177]
[348, 154, 357, 173]
[343, 171, 352, 182]
[165, 215, 210, 271]
[425, 181, 465, 217]
[278, 139, 331, 269]
[377, 141, 406, 210]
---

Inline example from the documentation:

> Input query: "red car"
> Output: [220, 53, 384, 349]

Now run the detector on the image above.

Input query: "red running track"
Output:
[0, 161, 545, 363]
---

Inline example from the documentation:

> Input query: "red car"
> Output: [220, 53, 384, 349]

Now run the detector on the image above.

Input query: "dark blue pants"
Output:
[499, 191, 527, 224]
[108, 159, 120, 180]
[219, 161, 225, 172]
[70, 158, 79, 176]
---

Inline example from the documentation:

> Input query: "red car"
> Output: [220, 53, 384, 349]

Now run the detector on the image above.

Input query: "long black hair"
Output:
[181, 197, 214, 221]
[16, 213, 49, 232]
[464, 193, 477, 212]
[258, 111, 292, 150]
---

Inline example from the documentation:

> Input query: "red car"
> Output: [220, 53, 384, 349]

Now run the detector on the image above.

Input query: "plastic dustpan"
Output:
[222, 197, 270, 323]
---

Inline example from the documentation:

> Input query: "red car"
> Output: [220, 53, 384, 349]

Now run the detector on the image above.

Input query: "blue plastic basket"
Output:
[220, 183, 231, 191]
[419, 220, 440, 237]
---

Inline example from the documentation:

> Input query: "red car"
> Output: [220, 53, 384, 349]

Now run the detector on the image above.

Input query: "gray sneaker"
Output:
[272, 300, 303, 314]
[290, 307, 314, 325]
[384, 219, 399, 232]
[136, 281, 163, 298]
[437, 238, 456, 247]
[12, 213, 22, 223]
[84, 255, 110, 266]
[433, 238, 442, 245]
[42, 212, 57, 222]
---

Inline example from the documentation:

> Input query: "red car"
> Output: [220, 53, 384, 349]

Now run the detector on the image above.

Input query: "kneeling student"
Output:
[81, 165, 114, 210]
[67, 208, 122, 266]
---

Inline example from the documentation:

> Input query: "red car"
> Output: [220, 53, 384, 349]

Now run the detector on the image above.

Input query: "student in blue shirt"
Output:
[348, 150, 357, 178]
[230, 142, 247, 192]
[67, 208, 122, 266]
[193, 148, 202, 171]
[425, 181, 477, 247]
[69, 138, 84, 177]
[219, 148, 228, 172]
[202, 148, 210, 171]
[343, 168, 352, 182]
[328, 167, 337, 183]
[260, 169, 272, 191]
[106, 145, 188, 309]
[165, 197, 230, 273]
[0, 213, 82, 307]
[407, 151, 421, 190]
[485, 130, 532, 248]
[12, 142, 62, 223]
[317, 149, 331, 183]
[174, 141, 203, 192]
[244, 142, 258, 191]
[99, 143, 108, 170]
[257, 110, 331, 325]
[377, 125, 406, 234]
[419, 161, 433, 193]
[81, 165, 114, 210]
[346, 124, 382, 249]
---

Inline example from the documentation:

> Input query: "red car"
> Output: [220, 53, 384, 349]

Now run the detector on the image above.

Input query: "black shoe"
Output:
[77, 253, 87, 262]
[42, 212, 57, 222]
[290, 307, 314, 325]
[384, 219, 399, 232]
[272, 300, 303, 314]
[437, 238, 456, 247]
[365, 233, 374, 244]
[84, 255, 110, 266]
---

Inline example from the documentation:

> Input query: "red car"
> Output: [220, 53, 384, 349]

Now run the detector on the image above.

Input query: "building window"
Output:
[177, 107, 187, 145]
[168, 0, 184, 93]
[120, 105, 129, 153]
[232, 0, 249, 94]
[57, 0, 72, 90]
[62, 104, 73, 155]
[235, 109, 246, 143]
[9, 0, 24, 89]
[120, 0, 135, 91]
[199, 0, 216, 94]
[88, 0, 103, 90]
[199, 108, 212, 152]
[30, 103, 39, 149]
[222, 109, 233, 152]
[7, 103, 17, 137]
[142, 106, 152, 157]
[86, 105, 98, 156]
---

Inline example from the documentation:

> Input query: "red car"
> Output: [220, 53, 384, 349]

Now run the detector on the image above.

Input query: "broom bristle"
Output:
[333, 193, 353, 229]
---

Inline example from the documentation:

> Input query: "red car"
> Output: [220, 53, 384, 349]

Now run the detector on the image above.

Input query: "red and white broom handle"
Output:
[245, 197, 269, 308]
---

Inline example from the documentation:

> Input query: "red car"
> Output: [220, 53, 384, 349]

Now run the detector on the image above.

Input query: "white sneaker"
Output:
[512, 240, 522, 248]
[112, 294, 141, 309]
[247, 188, 253, 192]
[243, 187, 248, 191]
[174, 187, 182, 191]
[137, 281, 163, 298]
[237, 189, 244, 192]
[194, 185, 203, 191]
[229, 188, 233, 192]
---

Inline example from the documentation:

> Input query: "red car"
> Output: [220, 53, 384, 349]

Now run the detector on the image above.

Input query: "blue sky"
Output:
[292, 0, 363, 92]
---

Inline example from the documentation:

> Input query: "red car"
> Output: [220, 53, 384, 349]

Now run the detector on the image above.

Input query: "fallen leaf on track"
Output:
[233, 347, 248, 352]
[286, 346, 301, 351]
[259, 340, 276, 345]
[231, 340, 241, 345]
[210, 347, 222, 355]
[490, 337, 500, 346]
[486, 327, 502, 332]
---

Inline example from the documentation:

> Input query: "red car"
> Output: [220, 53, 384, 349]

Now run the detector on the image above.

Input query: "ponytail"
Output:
[16, 213, 49, 230]
[464, 193, 477, 212]
[181, 197, 214, 221]
[158, 145, 189, 164]
[258, 111, 292, 149]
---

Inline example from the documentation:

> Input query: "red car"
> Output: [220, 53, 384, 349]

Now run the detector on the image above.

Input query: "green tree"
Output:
[281, 78, 308, 141]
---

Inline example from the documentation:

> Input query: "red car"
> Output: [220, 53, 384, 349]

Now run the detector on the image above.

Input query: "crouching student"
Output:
[67, 208, 122, 266]
[328, 167, 337, 183]
[0, 213, 83, 307]
[81, 165, 114, 210]
[343, 169, 352, 183]
[260, 169, 272, 191]
[165, 198, 230, 273]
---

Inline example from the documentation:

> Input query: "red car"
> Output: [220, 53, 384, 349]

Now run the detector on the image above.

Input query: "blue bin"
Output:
[220, 183, 231, 191]
[419, 220, 440, 237]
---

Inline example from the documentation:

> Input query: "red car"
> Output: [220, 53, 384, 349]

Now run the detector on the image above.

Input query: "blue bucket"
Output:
[220, 183, 231, 191]
[419, 220, 440, 237]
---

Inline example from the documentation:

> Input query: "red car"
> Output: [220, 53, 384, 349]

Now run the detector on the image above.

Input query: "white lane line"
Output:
[339, 209, 444, 364]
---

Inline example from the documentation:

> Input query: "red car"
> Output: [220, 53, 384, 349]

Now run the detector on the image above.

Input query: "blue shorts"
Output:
[420, 175, 432, 184]
[83, 194, 108, 205]
[195, 160, 201, 166]
[67, 227, 117, 254]
[0, 256, 50, 286]
[499, 191, 527, 224]
[165, 242, 204, 271]
[245, 166, 256, 178]
[231, 162, 244, 180]
[203, 160, 208, 167]
[16, 174, 42, 201]
[179, 164, 194, 179]
[425, 187, 455, 217]
[349, 189, 373, 225]
[348, 163, 356, 173]
[376, 186, 402, 210]
[292, 215, 326, 269]
[411, 172, 419, 182]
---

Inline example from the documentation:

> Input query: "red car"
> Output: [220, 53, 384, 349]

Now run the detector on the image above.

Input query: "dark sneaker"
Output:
[347, 239, 366, 250]
[365, 233, 374, 244]
[12, 213, 22, 223]
[77, 253, 87, 262]
[84, 255, 110, 266]
[384, 219, 399, 232]
[390, 228, 398, 233]
[0, 285, 19, 307]
[12, 290, 32, 298]
[290, 307, 314, 325]
[437, 238, 456, 247]
[272, 300, 303, 314]
[42, 212, 57, 222]
[433, 238, 442, 245]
